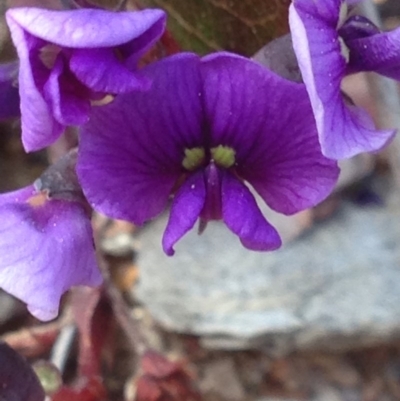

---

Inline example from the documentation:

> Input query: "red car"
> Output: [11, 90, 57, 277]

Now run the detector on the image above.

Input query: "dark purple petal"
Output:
[339, 15, 380, 41]
[289, 0, 394, 158]
[345, 26, 400, 80]
[200, 163, 222, 221]
[78, 54, 204, 224]
[200, 52, 339, 214]
[42, 55, 90, 126]
[162, 171, 206, 256]
[0, 61, 20, 120]
[69, 48, 151, 93]
[0, 343, 45, 401]
[0, 186, 101, 321]
[221, 172, 281, 251]
[5, 8, 166, 48]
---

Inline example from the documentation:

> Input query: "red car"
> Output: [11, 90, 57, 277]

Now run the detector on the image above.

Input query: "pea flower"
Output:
[5, 7, 166, 152]
[0, 61, 20, 120]
[77, 52, 339, 255]
[0, 151, 101, 321]
[289, 0, 398, 159]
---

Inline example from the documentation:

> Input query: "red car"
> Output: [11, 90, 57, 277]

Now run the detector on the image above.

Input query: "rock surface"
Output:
[136, 194, 400, 354]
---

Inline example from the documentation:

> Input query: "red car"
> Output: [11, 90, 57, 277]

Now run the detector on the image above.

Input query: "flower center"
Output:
[210, 145, 236, 168]
[182, 147, 205, 171]
[182, 145, 236, 171]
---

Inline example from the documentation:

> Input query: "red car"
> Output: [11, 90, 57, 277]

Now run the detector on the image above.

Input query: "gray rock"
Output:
[135, 198, 400, 354]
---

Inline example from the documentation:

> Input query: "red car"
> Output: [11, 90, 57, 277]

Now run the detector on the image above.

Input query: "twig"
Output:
[96, 245, 148, 356]
[359, 0, 400, 190]
[50, 324, 77, 374]
[1, 314, 70, 358]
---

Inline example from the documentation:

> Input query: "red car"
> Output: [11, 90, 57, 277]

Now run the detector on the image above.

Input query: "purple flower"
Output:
[77, 52, 339, 255]
[5, 7, 166, 152]
[0, 184, 101, 320]
[289, 0, 398, 159]
[0, 61, 20, 120]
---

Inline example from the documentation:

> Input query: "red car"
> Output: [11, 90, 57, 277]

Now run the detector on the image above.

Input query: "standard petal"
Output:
[77, 53, 204, 225]
[162, 171, 206, 256]
[221, 172, 281, 251]
[200, 52, 339, 214]
[0, 194, 101, 321]
[239, 82, 340, 214]
[201, 52, 291, 161]
[0, 61, 20, 120]
[5, 8, 166, 48]
[289, 1, 394, 158]
[5, 15, 64, 151]
[69, 48, 150, 93]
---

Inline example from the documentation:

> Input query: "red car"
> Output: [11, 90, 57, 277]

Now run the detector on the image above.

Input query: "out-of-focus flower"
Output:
[0, 61, 20, 120]
[5, 7, 166, 151]
[0, 151, 101, 321]
[77, 52, 339, 255]
[289, 0, 398, 159]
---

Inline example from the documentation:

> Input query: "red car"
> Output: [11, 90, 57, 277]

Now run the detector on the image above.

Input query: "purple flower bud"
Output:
[5, 7, 166, 151]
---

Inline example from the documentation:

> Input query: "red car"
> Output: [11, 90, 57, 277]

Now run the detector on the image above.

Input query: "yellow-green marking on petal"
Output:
[182, 147, 205, 170]
[211, 145, 236, 168]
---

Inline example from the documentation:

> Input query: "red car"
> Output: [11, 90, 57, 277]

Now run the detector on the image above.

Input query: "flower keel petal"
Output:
[222, 173, 281, 251]
[162, 171, 206, 256]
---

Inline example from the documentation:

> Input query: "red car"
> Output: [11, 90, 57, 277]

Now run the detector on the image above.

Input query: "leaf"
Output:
[140, 0, 291, 55]
[0, 342, 45, 401]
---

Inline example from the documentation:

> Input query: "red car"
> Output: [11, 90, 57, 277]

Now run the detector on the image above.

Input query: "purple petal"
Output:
[69, 48, 150, 93]
[345, 26, 400, 80]
[162, 171, 206, 256]
[5, 16, 63, 151]
[221, 172, 281, 251]
[289, 0, 394, 158]
[200, 52, 339, 214]
[0, 61, 20, 120]
[78, 53, 204, 225]
[0, 186, 101, 321]
[42, 55, 90, 126]
[201, 52, 289, 161]
[5, 8, 166, 48]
